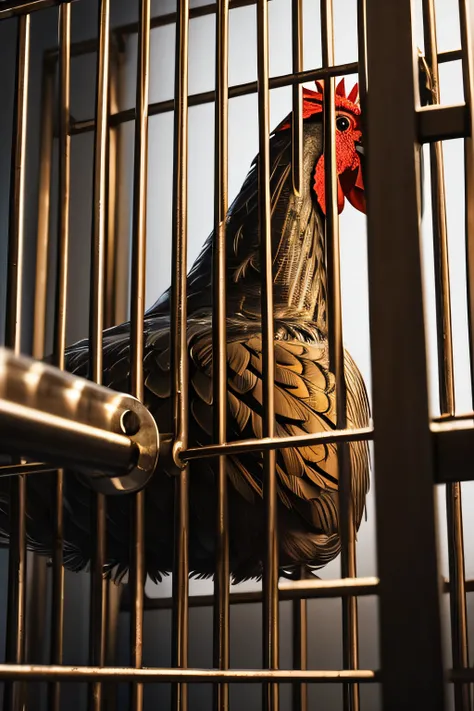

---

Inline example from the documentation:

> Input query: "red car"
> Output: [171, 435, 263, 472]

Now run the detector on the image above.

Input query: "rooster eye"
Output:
[336, 115, 351, 132]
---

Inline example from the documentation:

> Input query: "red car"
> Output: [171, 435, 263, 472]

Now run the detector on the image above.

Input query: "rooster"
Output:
[1, 79, 369, 584]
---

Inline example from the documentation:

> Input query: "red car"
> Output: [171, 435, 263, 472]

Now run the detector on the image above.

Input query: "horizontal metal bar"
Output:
[181, 426, 374, 462]
[70, 55, 467, 138]
[0, 347, 159, 494]
[124, 577, 380, 612]
[0, 0, 73, 21]
[71, 63, 360, 135]
[124, 575, 474, 614]
[432, 412, 474, 423]
[418, 104, 469, 142]
[452, 670, 474, 683]
[432, 421, 474, 483]
[0, 462, 56, 477]
[0, 664, 380, 683]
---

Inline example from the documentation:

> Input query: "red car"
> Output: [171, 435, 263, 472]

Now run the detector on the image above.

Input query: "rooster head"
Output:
[277, 78, 365, 215]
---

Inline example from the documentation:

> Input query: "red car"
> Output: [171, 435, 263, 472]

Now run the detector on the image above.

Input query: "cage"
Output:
[0, 0, 472, 710]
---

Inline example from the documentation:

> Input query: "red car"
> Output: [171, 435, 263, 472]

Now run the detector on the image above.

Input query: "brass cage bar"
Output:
[422, 2, 471, 710]
[256, 1, 279, 710]
[212, 1, 230, 711]
[88, 0, 110, 709]
[3, 11, 30, 711]
[128, 1, 151, 710]
[170, 0, 190, 709]
[320, 2, 360, 709]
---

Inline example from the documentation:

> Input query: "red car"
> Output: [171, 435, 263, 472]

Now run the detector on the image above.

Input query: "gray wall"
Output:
[0, 0, 471, 709]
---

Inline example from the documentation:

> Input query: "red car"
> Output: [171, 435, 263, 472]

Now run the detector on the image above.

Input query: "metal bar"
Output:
[0, 462, 57, 476]
[9, 417, 474, 483]
[3, 13, 30, 711]
[422, 3, 470, 709]
[88, 1, 110, 708]
[433, 421, 474, 483]
[182, 426, 374, 460]
[105, 46, 122, 329]
[320, 3, 359, 708]
[128, 0, 151, 708]
[127, 574, 474, 613]
[364, 1, 445, 709]
[0, 0, 72, 21]
[71, 63, 360, 135]
[0, 368, 138, 477]
[0, 665, 380, 683]
[291, 0, 303, 195]
[213, 1, 230, 711]
[170, 0, 190, 708]
[292, 569, 307, 711]
[126, 577, 381, 611]
[255, 2, 279, 709]
[48, 6, 71, 707]
[418, 103, 468, 143]
[459, 0, 474, 424]
[27, 51, 54, 694]
[69, 47, 464, 138]
[32, 55, 55, 360]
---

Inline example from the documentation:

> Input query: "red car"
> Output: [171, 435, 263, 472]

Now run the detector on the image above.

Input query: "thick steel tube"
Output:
[128, 0, 151, 708]
[3, 14, 30, 711]
[320, 3, 359, 710]
[0, 347, 158, 487]
[422, 3, 470, 710]
[170, 0, 190, 709]
[212, 1, 230, 711]
[256, 2, 278, 710]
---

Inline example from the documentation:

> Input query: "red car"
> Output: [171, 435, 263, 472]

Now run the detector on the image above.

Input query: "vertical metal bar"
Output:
[32, 54, 55, 360]
[3, 16, 30, 711]
[459, 0, 474, 412]
[26, 52, 55, 711]
[320, 3, 359, 710]
[256, 2, 278, 710]
[356, 0, 368, 108]
[422, 4, 470, 710]
[364, 1, 445, 709]
[129, 0, 151, 709]
[291, 0, 303, 195]
[88, 2, 110, 710]
[103, 44, 123, 711]
[292, 568, 308, 711]
[105, 44, 122, 329]
[170, 0, 190, 708]
[212, 1, 230, 711]
[48, 6, 71, 711]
